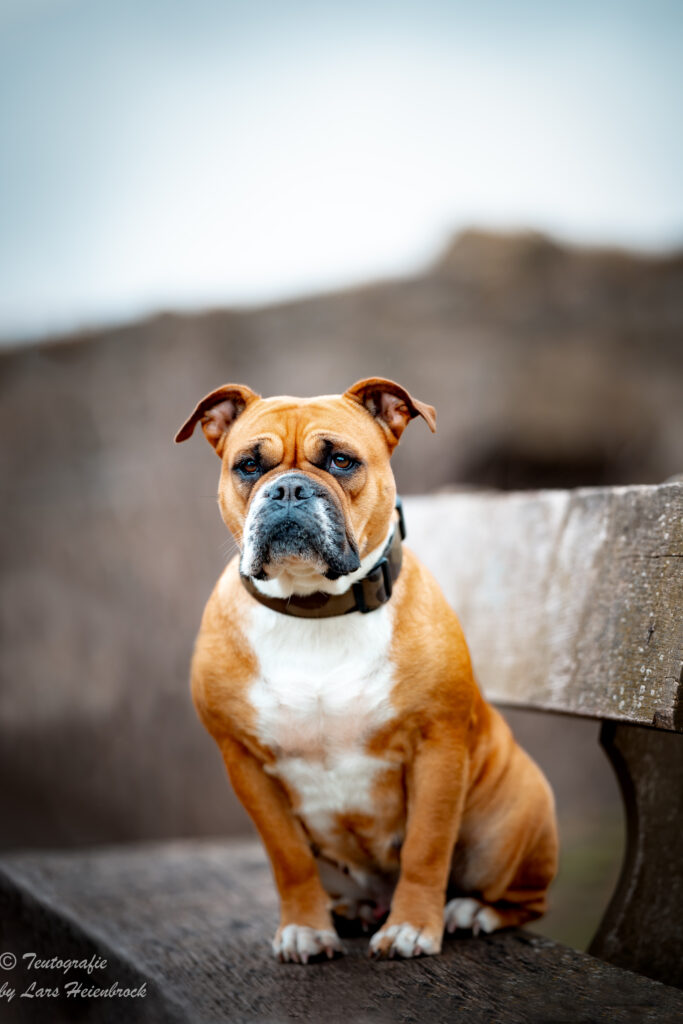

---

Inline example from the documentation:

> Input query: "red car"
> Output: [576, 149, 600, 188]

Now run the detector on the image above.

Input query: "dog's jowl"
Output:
[175, 377, 558, 963]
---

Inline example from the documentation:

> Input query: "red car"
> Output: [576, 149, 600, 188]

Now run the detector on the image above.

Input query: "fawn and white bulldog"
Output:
[175, 377, 558, 963]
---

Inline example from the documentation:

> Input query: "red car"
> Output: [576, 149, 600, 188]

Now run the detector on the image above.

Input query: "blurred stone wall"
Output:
[1, 230, 682, 854]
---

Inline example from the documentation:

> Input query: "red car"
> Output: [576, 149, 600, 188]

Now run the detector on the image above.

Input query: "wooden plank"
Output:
[589, 723, 683, 986]
[404, 482, 683, 731]
[1, 840, 683, 1024]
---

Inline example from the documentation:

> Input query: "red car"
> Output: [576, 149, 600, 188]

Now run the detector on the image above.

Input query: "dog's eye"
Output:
[331, 453, 353, 470]
[237, 458, 259, 475]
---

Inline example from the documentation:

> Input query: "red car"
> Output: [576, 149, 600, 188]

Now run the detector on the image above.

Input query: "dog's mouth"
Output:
[239, 483, 361, 582]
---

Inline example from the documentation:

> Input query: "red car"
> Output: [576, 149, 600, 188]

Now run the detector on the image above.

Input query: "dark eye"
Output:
[239, 458, 259, 475]
[331, 453, 353, 470]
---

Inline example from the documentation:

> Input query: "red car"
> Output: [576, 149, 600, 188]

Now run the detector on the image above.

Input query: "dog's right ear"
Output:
[174, 384, 261, 455]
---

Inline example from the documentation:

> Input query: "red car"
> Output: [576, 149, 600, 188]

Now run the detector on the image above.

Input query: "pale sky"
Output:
[1, 0, 682, 342]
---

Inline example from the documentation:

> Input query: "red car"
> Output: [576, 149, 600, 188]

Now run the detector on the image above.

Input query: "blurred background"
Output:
[1, 0, 682, 953]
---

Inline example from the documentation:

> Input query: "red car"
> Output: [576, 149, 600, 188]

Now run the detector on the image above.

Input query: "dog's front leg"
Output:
[369, 723, 468, 959]
[219, 735, 343, 963]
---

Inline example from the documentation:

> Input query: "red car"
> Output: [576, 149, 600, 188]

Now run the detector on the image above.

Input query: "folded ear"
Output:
[343, 377, 436, 447]
[174, 383, 260, 454]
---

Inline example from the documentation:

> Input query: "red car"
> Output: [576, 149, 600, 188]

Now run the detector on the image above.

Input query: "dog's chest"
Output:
[246, 605, 397, 830]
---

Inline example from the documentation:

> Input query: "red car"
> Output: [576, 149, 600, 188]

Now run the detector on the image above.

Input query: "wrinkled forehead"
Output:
[226, 394, 384, 458]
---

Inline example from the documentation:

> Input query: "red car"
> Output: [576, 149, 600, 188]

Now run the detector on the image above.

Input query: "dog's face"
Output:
[176, 378, 435, 582]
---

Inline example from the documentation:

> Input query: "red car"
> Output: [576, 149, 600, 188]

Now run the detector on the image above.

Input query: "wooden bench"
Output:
[1, 481, 681, 1023]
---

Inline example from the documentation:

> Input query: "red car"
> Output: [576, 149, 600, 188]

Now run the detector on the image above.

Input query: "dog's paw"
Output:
[272, 925, 344, 964]
[443, 897, 501, 935]
[368, 922, 441, 959]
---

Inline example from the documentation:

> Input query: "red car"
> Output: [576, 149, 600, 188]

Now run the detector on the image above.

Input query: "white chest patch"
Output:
[246, 603, 397, 835]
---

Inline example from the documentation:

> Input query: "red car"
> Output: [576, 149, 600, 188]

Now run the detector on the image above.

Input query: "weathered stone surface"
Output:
[2, 839, 683, 1024]
[404, 482, 683, 731]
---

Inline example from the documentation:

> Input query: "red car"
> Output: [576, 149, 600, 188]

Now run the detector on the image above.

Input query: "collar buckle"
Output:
[351, 555, 393, 614]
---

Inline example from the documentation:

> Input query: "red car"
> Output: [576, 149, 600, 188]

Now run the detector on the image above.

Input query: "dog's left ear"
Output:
[174, 383, 261, 455]
[344, 377, 436, 447]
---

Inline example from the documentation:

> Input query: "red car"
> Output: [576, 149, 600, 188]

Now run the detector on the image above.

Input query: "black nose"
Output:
[264, 473, 316, 504]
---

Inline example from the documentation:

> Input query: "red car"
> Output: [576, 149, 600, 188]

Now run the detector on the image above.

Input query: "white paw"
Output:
[369, 923, 440, 959]
[444, 897, 501, 935]
[272, 925, 343, 964]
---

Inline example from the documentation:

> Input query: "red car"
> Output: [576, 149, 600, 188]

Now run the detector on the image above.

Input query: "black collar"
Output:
[239, 498, 406, 618]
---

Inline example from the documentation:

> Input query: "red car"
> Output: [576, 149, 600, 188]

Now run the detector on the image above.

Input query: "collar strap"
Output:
[240, 497, 406, 618]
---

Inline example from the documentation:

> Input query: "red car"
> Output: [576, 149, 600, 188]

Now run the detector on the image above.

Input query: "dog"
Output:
[175, 376, 558, 963]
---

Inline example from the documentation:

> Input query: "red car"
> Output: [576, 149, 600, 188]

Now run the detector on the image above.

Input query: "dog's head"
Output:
[175, 378, 436, 587]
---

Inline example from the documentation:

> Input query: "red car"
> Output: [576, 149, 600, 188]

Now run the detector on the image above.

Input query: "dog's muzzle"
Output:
[240, 472, 361, 581]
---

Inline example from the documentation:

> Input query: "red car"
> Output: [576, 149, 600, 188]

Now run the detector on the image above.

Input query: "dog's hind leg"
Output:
[444, 890, 548, 934]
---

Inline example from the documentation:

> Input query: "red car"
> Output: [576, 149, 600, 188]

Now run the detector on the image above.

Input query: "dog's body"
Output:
[177, 379, 558, 962]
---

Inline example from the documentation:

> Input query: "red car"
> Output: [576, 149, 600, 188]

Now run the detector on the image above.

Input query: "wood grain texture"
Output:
[1, 840, 683, 1024]
[590, 722, 683, 987]
[404, 482, 683, 731]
